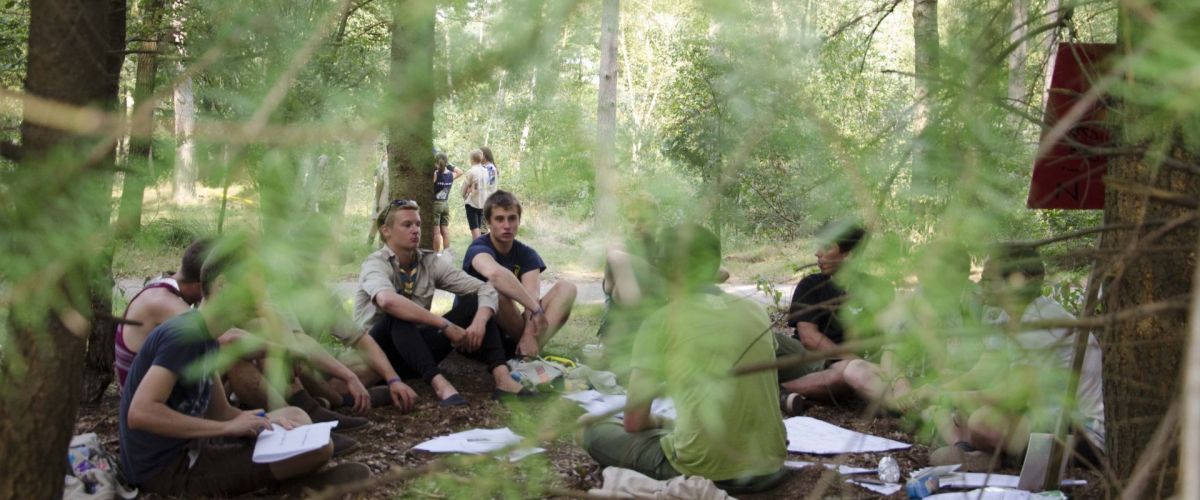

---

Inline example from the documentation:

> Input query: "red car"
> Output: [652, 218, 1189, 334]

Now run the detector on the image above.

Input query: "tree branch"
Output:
[827, 0, 904, 39]
[1105, 177, 1200, 210]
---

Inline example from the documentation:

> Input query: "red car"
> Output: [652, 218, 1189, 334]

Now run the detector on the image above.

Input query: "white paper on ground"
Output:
[784, 459, 903, 495]
[411, 428, 545, 462]
[252, 421, 338, 464]
[783, 416, 911, 454]
[784, 459, 874, 475]
[941, 473, 1087, 489]
[926, 487, 1034, 500]
[562, 390, 676, 420]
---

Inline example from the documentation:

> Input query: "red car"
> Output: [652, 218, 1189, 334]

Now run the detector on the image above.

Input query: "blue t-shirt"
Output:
[118, 310, 218, 485]
[462, 234, 546, 282]
[433, 166, 457, 201]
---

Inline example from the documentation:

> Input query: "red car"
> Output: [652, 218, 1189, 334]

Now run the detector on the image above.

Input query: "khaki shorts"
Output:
[140, 438, 276, 497]
[432, 201, 451, 226]
[774, 332, 828, 382]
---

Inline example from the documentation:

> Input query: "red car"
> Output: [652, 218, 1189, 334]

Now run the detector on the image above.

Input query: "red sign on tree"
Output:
[1027, 43, 1117, 209]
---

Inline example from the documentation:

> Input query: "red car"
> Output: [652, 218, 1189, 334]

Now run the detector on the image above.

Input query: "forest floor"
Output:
[74, 322, 1107, 499]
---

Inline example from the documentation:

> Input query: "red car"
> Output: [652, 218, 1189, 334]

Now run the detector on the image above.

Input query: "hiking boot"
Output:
[279, 462, 371, 497]
[331, 433, 360, 458]
[929, 442, 994, 472]
[309, 406, 371, 433]
[780, 392, 811, 417]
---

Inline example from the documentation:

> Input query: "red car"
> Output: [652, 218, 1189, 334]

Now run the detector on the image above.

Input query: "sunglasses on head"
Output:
[377, 199, 420, 226]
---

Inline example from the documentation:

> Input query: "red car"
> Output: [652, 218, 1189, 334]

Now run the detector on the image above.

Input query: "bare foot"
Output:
[491, 367, 525, 393]
[430, 375, 460, 400]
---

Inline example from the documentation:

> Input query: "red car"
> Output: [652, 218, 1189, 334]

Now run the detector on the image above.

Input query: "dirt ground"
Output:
[74, 353, 1106, 499]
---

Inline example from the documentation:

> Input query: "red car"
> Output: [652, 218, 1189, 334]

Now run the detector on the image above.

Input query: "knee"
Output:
[580, 420, 619, 452]
[275, 406, 311, 425]
[841, 359, 870, 390]
[556, 280, 578, 298]
[225, 360, 262, 387]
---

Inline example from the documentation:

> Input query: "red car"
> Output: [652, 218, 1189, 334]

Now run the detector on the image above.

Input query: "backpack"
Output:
[63, 433, 137, 500]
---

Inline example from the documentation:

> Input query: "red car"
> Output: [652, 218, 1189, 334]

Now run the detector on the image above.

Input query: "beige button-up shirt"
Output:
[353, 245, 499, 332]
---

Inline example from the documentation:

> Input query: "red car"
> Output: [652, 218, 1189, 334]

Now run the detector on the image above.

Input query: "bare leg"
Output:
[226, 360, 290, 410]
[492, 365, 524, 393]
[266, 407, 332, 480]
[433, 231, 444, 253]
[471, 228, 481, 239]
[296, 366, 341, 408]
[966, 406, 1031, 457]
[780, 360, 853, 401]
[430, 374, 459, 400]
[495, 296, 525, 342]
[842, 359, 912, 404]
[440, 225, 451, 251]
[537, 281, 577, 346]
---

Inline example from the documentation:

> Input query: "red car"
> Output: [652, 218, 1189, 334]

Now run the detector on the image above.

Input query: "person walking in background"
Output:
[480, 146, 499, 181]
[432, 152, 462, 256]
[462, 149, 498, 239]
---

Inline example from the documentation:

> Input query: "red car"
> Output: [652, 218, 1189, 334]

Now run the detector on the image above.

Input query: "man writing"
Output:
[119, 240, 368, 496]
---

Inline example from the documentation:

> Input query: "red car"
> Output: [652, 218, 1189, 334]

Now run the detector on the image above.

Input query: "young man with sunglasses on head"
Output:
[459, 190, 577, 358]
[352, 199, 529, 406]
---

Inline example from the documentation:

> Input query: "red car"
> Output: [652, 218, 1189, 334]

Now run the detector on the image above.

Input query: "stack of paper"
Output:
[412, 428, 545, 462]
[252, 421, 338, 464]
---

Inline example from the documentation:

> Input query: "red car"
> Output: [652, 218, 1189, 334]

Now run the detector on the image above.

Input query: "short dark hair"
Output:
[656, 223, 721, 288]
[986, 244, 1045, 280]
[177, 238, 212, 283]
[483, 190, 522, 220]
[818, 221, 866, 254]
[199, 240, 242, 298]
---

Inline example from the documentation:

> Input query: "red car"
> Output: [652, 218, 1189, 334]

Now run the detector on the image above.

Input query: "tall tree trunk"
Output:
[595, 0, 619, 232]
[172, 72, 196, 203]
[912, 0, 938, 163]
[1006, 0, 1028, 104]
[1, 0, 125, 496]
[80, 0, 127, 406]
[1101, 3, 1199, 496]
[116, 0, 168, 238]
[387, 0, 435, 247]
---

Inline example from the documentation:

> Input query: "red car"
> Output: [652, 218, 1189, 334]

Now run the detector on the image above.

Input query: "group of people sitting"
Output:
[584, 221, 1106, 492]
[113, 185, 1105, 496]
[114, 190, 574, 496]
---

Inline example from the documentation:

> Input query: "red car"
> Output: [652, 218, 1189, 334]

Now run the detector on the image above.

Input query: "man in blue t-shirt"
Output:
[460, 190, 577, 357]
[119, 245, 367, 496]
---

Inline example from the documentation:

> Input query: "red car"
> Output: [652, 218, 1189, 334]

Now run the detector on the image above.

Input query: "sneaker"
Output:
[331, 433, 360, 458]
[779, 392, 811, 417]
[279, 462, 371, 496]
[309, 406, 371, 433]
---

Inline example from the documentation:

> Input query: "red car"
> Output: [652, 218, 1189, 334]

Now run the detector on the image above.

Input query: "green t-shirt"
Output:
[630, 291, 787, 481]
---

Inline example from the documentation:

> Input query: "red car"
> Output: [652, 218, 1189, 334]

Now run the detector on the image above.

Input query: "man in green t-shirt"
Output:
[581, 224, 787, 494]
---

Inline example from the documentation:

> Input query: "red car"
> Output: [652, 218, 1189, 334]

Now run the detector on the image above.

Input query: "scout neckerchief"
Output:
[393, 251, 419, 299]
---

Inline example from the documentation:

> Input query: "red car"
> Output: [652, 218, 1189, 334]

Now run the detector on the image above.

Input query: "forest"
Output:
[1, 0, 1199, 498]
